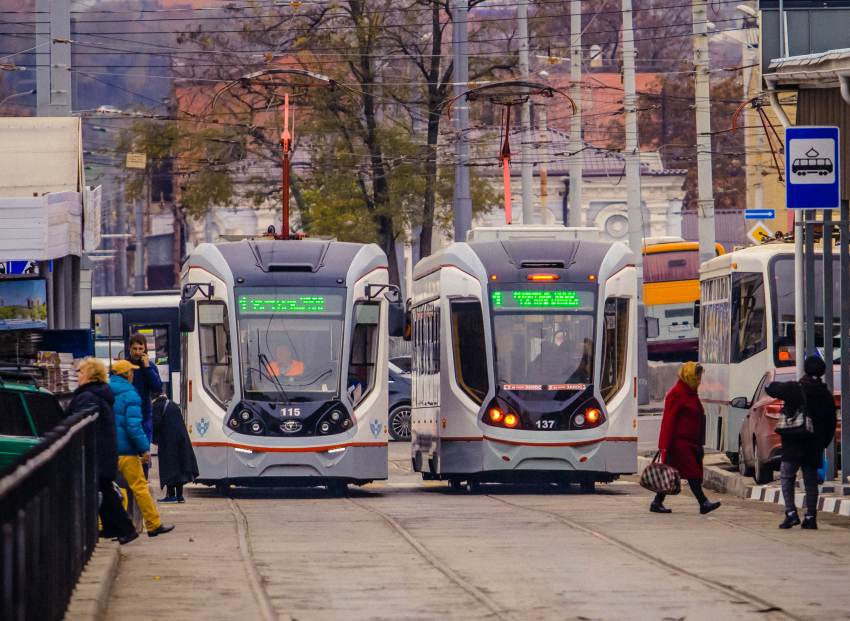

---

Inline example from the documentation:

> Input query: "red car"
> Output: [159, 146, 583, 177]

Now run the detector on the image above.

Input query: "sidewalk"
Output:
[638, 451, 850, 516]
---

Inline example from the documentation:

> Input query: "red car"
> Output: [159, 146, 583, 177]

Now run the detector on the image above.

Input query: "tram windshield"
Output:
[490, 286, 596, 392]
[235, 287, 344, 402]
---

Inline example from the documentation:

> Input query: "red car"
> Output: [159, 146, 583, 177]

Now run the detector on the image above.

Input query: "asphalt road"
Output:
[103, 442, 850, 621]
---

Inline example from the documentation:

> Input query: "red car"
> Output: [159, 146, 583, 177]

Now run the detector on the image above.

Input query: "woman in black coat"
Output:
[152, 392, 199, 502]
[765, 355, 837, 530]
[67, 358, 138, 544]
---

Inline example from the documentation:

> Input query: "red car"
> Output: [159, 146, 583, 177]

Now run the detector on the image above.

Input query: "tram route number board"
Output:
[492, 290, 581, 308]
[238, 294, 343, 314]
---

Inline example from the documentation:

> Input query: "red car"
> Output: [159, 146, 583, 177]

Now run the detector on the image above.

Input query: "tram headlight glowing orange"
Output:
[586, 409, 601, 423]
[489, 408, 503, 422]
[504, 413, 519, 428]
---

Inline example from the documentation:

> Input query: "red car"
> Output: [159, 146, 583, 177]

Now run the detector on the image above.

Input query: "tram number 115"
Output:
[281, 408, 302, 417]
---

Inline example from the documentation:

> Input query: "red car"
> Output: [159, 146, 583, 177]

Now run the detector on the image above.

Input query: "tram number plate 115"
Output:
[281, 408, 302, 417]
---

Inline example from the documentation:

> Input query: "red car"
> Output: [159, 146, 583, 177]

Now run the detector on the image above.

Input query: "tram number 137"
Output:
[281, 408, 302, 417]
[535, 420, 555, 429]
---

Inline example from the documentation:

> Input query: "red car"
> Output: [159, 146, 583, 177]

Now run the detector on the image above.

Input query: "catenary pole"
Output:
[824, 209, 835, 480]
[569, 0, 582, 226]
[693, 0, 716, 266]
[135, 199, 144, 291]
[518, 0, 534, 224]
[452, 0, 472, 241]
[841, 200, 849, 483]
[623, 0, 647, 405]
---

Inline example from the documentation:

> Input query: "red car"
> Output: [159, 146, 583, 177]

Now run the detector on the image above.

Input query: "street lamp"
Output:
[0, 89, 36, 114]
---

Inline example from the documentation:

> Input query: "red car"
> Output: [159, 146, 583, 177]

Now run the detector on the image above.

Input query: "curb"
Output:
[638, 456, 759, 499]
[746, 484, 850, 516]
[63, 540, 120, 621]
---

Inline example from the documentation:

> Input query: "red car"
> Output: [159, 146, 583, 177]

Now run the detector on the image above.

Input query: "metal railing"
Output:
[0, 411, 99, 621]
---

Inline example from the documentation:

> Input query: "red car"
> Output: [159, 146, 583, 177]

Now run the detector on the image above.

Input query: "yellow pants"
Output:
[117, 455, 161, 532]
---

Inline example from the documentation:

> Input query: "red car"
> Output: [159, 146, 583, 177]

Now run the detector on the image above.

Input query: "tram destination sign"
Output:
[785, 126, 840, 210]
[238, 294, 343, 314]
[491, 290, 584, 309]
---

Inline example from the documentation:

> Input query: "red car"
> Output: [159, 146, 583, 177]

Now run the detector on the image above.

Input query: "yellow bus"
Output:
[643, 240, 724, 359]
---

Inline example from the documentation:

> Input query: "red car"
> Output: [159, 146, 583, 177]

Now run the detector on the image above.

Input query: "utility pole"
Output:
[539, 104, 553, 224]
[693, 0, 716, 266]
[623, 0, 648, 405]
[36, 0, 72, 117]
[36, 0, 49, 116]
[281, 93, 292, 240]
[135, 198, 144, 291]
[116, 200, 127, 295]
[517, 0, 534, 225]
[452, 0, 472, 241]
[569, 0, 582, 226]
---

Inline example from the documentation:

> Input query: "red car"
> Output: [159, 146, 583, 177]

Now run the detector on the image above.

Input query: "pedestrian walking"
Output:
[152, 391, 199, 503]
[110, 360, 175, 538]
[67, 357, 139, 544]
[765, 355, 837, 530]
[651, 361, 721, 515]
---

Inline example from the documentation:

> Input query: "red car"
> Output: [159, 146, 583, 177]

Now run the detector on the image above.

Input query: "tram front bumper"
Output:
[194, 443, 388, 486]
[480, 436, 637, 476]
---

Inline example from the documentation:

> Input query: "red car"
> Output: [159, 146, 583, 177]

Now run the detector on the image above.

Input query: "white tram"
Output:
[409, 227, 638, 491]
[697, 244, 838, 462]
[179, 236, 403, 493]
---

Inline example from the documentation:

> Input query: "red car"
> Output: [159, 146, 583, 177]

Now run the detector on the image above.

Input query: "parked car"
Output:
[388, 359, 411, 441]
[0, 372, 66, 468]
[734, 367, 842, 485]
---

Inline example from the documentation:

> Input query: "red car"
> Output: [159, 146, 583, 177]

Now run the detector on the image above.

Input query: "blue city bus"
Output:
[91, 292, 181, 401]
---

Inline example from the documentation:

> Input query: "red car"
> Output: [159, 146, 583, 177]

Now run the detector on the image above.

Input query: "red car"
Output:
[734, 368, 841, 485]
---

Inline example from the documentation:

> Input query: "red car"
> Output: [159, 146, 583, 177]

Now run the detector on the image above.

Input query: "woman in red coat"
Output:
[650, 362, 721, 515]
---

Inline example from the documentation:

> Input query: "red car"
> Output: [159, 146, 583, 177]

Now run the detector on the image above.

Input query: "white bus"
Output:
[698, 244, 839, 462]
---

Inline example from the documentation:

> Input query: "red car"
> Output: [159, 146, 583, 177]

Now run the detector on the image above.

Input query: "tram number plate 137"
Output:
[281, 408, 301, 417]
[535, 420, 556, 429]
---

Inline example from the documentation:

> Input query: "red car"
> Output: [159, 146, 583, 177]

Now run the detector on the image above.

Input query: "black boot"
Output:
[699, 500, 721, 515]
[801, 514, 818, 530]
[650, 501, 672, 514]
[779, 511, 801, 529]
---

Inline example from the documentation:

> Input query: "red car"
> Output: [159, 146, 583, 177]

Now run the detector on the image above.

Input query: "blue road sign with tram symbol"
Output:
[785, 126, 840, 210]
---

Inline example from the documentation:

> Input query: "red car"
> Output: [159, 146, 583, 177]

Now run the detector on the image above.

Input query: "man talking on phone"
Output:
[127, 333, 162, 474]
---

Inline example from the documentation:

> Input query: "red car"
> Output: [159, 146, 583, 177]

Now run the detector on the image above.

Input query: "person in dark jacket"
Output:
[67, 358, 138, 545]
[152, 392, 199, 503]
[127, 333, 162, 443]
[651, 362, 721, 515]
[765, 355, 838, 530]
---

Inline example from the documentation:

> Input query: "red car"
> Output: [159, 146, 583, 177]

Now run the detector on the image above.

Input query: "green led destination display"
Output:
[492, 290, 588, 311]
[238, 294, 344, 314]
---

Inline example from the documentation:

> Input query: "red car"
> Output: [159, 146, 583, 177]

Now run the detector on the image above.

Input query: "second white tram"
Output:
[410, 228, 639, 491]
[698, 243, 839, 462]
[179, 236, 400, 493]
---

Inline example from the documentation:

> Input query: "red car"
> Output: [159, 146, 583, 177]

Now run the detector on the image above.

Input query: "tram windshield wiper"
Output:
[257, 351, 289, 403]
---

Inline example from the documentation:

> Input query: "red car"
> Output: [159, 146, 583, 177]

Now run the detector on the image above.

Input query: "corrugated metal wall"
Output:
[681, 209, 748, 251]
[797, 88, 850, 201]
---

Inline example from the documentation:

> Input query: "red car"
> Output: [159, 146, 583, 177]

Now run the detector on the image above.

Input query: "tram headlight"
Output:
[570, 399, 606, 430]
[503, 413, 519, 428]
[330, 410, 341, 422]
[574, 414, 586, 427]
[240, 410, 252, 421]
[320, 421, 331, 433]
[489, 408, 503, 422]
[250, 421, 264, 434]
[586, 409, 600, 423]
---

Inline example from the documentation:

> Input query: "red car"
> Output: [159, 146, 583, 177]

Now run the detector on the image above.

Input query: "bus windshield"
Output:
[235, 287, 344, 402]
[770, 256, 840, 367]
[490, 286, 596, 392]
[643, 250, 700, 283]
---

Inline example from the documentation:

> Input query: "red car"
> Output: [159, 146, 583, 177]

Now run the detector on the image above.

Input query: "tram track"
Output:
[485, 495, 805, 621]
[346, 497, 520, 621]
[228, 498, 282, 621]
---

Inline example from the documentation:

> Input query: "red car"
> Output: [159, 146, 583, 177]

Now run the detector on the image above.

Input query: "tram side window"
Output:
[94, 312, 123, 364]
[412, 302, 440, 408]
[600, 298, 629, 403]
[731, 272, 766, 364]
[450, 301, 489, 404]
[198, 302, 234, 407]
[699, 276, 731, 364]
[348, 302, 380, 407]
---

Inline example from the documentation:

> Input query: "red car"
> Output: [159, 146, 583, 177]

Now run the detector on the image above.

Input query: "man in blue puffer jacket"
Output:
[110, 360, 174, 538]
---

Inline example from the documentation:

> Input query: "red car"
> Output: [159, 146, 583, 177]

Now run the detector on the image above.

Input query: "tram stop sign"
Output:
[785, 126, 840, 210]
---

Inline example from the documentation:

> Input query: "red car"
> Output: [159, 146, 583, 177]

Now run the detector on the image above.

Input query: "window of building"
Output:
[347, 302, 380, 407]
[198, 301, 234, 407]
[450, 300, 489, 404]
[600, 297, 629, 403]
